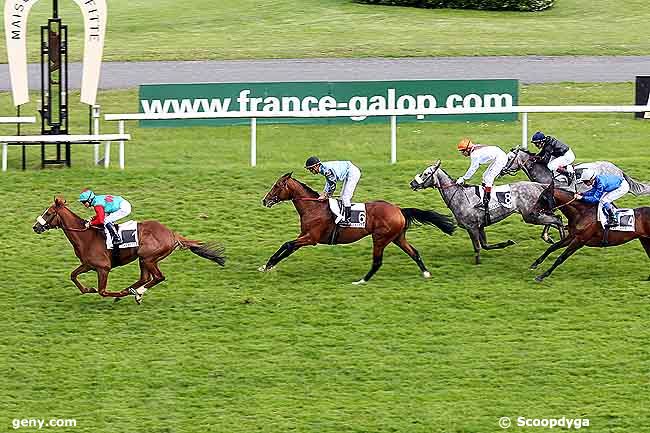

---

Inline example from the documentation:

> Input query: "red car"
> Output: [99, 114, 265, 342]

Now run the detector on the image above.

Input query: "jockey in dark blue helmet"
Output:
[531, 131, 576, 182]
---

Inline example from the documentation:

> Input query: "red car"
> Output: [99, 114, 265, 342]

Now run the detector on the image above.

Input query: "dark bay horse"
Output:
[259, 172, 456, 284]
[531, 185, 650, 281]
[33, 197, 225, 303]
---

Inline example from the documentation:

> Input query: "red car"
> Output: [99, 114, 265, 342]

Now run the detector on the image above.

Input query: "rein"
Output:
[552, 196, 577, 211]
[293, 197, 324, 202]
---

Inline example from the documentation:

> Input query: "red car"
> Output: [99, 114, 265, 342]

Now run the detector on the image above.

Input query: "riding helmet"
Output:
[457, 137, 473, 152]
[305, 156, 320, 168]
[579, 168, 596, 182]
[79, 189, 95, 203]
[531, 131, 546, 144]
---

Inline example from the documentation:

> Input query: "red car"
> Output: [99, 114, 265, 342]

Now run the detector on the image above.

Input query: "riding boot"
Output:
[105, 222, 122, 245]
[604, 205, 617, 227]
[475, 189, 491, 209]
[343, 206, 352, 224]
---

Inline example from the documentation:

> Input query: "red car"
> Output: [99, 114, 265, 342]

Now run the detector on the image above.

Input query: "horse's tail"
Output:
[401, 208, 456, 235]
[623, 174, 650, 196]
[175, 234, 226, 266]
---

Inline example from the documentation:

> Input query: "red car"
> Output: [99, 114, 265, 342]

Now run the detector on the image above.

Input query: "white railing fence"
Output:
[105, 105, 650, 167]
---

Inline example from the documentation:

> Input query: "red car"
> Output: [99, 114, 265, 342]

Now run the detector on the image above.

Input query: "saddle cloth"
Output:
[597, 207, 635, 232]
[104, 220, 139, 249]
[328, 199, 366, 228]
[473, 185, 514, 210]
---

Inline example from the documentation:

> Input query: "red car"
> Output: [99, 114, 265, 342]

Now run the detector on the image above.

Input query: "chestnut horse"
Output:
[259, 172, 456, 284]
[33, 197, 225, 303]
[531, 185, 650, 281]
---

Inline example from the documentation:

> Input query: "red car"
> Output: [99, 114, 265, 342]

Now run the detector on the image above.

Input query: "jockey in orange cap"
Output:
[456, 138, 509, 212]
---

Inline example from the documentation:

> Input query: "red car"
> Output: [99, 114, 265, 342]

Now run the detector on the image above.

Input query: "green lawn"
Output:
[1, 0, 649, 62]
[2, 83, 650, 433]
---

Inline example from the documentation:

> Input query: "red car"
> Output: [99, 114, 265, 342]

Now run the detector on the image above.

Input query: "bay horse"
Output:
[531, 184, 650, 281]
[259, 172, 456, 284]
[33, 197, 225, 303]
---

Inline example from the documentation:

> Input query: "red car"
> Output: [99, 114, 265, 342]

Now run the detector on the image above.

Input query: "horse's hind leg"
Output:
[71, 263, 97, 294]
[639, 238, 650, 280]
[353, 235, 390, 285]
[125, 259, 153, 304]
[478, 227, 516, 250]
[392, 233, 431, 279]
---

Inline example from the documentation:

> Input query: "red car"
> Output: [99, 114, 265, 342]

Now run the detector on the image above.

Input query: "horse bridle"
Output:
[36, 206, 90, 232]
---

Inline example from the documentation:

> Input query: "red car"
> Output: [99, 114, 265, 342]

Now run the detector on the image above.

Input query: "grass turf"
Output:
[1, 0, 649, 62]
[1, 82, 650, 432]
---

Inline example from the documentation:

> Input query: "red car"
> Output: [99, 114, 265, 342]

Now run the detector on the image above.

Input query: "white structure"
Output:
[105, 105, 650, 167]
[1, 133, 131, 171]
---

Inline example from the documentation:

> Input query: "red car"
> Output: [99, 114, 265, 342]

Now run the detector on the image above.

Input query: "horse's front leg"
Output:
[259, 235, 316, 272]
[535, 239, 584, 282]
[478, 226, 516, 250]
[530, 234, 574, 270]
[96, 268, 130, 298]
[71, 263, 97, 294]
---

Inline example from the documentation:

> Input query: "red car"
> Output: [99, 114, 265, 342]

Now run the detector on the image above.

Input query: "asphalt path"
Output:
[1, 56, 650, 91]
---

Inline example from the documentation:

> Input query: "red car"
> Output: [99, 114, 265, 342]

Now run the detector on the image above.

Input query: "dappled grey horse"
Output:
[501, 147, 650, 194]
[410, 160, 564, 264]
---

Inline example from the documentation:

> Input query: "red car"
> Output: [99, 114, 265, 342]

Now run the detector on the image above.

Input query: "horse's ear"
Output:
[433, 160, 441, 170]
[54, 196, 66, 207]
[281, 172, 293, 179]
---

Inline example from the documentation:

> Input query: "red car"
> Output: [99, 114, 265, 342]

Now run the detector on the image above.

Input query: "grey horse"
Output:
[410, 160, 565, 264]
[501, 147, 650, 194]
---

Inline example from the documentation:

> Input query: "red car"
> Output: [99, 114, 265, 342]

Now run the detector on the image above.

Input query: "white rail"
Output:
[1, 134, 131, 171]
[0, 116, 36, 124]
[105, 105, 650, 166]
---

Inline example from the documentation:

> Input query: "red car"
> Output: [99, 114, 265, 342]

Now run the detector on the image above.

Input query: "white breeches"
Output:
[340, 165, 361, 207]
[601, 180, 630, 204]
[104, 200, 132, 223]
[548, 149, 576, 172]
[481, 155, 508, 188]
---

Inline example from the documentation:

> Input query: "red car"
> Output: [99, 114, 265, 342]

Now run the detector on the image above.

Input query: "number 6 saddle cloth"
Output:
[328, 199, 367, 228]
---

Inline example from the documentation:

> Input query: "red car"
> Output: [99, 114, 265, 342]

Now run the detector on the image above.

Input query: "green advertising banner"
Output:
[138, 79, 518, 127]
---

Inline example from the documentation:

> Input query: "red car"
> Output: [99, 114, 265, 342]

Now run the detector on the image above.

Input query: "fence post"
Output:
[251, 118, 257, 167]
[390, 115, 397, 164]
[93, 105, 100, 164]
[2, 143, 7, 172]
[521, 112, 528, 149]
[119, 120, 125, 169]
[104, 141, 111, 168]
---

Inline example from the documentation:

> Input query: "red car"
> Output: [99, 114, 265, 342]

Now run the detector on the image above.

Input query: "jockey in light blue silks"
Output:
[305, 156, 362, 223]
[79, 189, 132, 245]
[576, 168, 630, 227]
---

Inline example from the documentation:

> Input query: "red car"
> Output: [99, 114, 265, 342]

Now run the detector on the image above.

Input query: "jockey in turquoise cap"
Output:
[79, 189, 132, 245]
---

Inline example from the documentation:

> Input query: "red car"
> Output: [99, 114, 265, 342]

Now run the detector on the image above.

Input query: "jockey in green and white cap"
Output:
[79, 189, 131, 245]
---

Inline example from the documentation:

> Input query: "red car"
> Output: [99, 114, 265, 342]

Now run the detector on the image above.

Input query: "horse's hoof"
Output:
[134, 295, 143, 305]
[423, 271, 431, 279]
[113, 297, 122, 303]
[507, 240, 516, 246]
[535, 275, 544, 283]
[258, 265, 273, 272]
[352, 279, 366, 285]
[530, 263, 539, 270]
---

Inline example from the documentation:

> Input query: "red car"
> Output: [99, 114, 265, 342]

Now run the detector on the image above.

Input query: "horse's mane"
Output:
[59, 202, 86, 222]
[291, 177, 319, 197]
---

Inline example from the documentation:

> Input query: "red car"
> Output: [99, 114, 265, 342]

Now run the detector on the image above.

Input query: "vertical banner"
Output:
[635, 76, 650, 119]
[4, 0, 43, 106]
[72, 0, 107, 106]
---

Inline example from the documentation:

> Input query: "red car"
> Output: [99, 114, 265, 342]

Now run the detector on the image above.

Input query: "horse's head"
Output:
[262, 172, 295, 208]
[533, 182, 557, 215]
[410, 160, 441, 191]
[33, 196, 67, 234]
